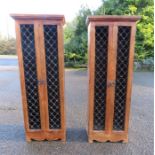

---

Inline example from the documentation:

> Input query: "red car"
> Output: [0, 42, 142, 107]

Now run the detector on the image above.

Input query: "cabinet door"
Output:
[40, 22, 65, 131]
[88, 24, 115, 132]
[17, 22, 42, 130]
[113, 25, 132, 131]
[93, 26, 109, 130]
[92, 24, 117, 133]
[43, 24, 61, 129]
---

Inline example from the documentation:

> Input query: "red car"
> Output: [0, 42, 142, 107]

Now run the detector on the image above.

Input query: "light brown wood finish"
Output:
[88, 23, 95, 143]
[11, 14, 66, 141]
[15, 21, 31, 136]
[124, 23, 137, 134]
[87, 16, 140, 143]
[105, 24, 117, 134]
[11, 14, 65, 24]
[86, 15, 141, 25]
[34, 21, 46, 133]
[57, 23, 66, 141]
[37, 20, 49, 132]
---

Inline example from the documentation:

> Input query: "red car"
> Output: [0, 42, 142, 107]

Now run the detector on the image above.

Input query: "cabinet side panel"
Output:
[88, 23, 95, 135]
[43, 25, 61, 129]
[57, 24, 65, 133]
[93, 26, 108, 130]
[20, 24, 41, 129]
[113, 26, 131, 130]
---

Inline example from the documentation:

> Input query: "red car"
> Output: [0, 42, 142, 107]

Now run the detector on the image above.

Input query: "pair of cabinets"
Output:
[11, 14, 140, 142]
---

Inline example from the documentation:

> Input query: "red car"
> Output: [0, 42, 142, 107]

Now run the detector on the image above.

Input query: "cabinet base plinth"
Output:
[88, 131, 128, 143]
[25, 130, 66, 142]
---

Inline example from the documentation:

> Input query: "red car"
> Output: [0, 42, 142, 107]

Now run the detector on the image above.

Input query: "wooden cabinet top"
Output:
[10, 14, 65, 25]
[86, 15, 141, 25]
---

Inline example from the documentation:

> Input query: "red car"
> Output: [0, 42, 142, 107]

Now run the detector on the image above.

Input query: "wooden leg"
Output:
[61, 134, 66, 143]
[61, 138, 66, 144]
[122, 138, 128, 143]
[88, 138, 93, 143]
[26, 136, 31, 142]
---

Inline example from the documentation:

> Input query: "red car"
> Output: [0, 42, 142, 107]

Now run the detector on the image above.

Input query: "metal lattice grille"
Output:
[20, 24, 41, 129]
[44, 25, 61, 129]
[93, 26, 108, 130]
[113, 26, 131, 130]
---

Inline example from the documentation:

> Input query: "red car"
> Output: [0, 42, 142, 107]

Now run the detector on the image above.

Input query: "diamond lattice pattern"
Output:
[20, 24, 41, 129]
[93, 26, 108, 130]
[113, 26, 131, 130]
[44, 25, 61, 129]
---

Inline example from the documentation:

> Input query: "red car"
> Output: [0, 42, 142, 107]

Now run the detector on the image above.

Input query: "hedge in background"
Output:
[64, 0, 154, 64]
[0, 36, 16, 55]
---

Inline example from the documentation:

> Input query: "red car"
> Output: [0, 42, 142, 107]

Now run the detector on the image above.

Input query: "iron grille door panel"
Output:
[43, 25, 61, 129]
[93, 26, 108, 130]
[20, 24, 41, 129]
[113, 26, 131, 130]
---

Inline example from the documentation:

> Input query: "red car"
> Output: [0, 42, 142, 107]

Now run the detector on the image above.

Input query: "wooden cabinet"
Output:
[11, 14, 66, 141]
[87, 16, 140, 143]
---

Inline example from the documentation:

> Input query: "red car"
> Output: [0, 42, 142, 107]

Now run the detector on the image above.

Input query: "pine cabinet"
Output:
[11, 14, 66, 141]
[87, 16, 140, 143]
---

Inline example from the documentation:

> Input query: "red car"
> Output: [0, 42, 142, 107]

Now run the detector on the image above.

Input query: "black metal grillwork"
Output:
[113, 26, 131, 130]
[44, 25, 61, 129]
[20, 24, 41, 129]
[93, 26, 108, 130]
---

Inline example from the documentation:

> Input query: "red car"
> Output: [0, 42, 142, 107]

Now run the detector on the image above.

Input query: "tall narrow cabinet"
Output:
[11, 14, 66, 141]
[87, 16, 140, 143]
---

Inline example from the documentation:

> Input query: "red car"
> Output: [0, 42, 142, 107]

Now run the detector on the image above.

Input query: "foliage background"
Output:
[0, 36, 16, 55]
[0, 0, 154, 69]
[64, 0, 154, 68]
